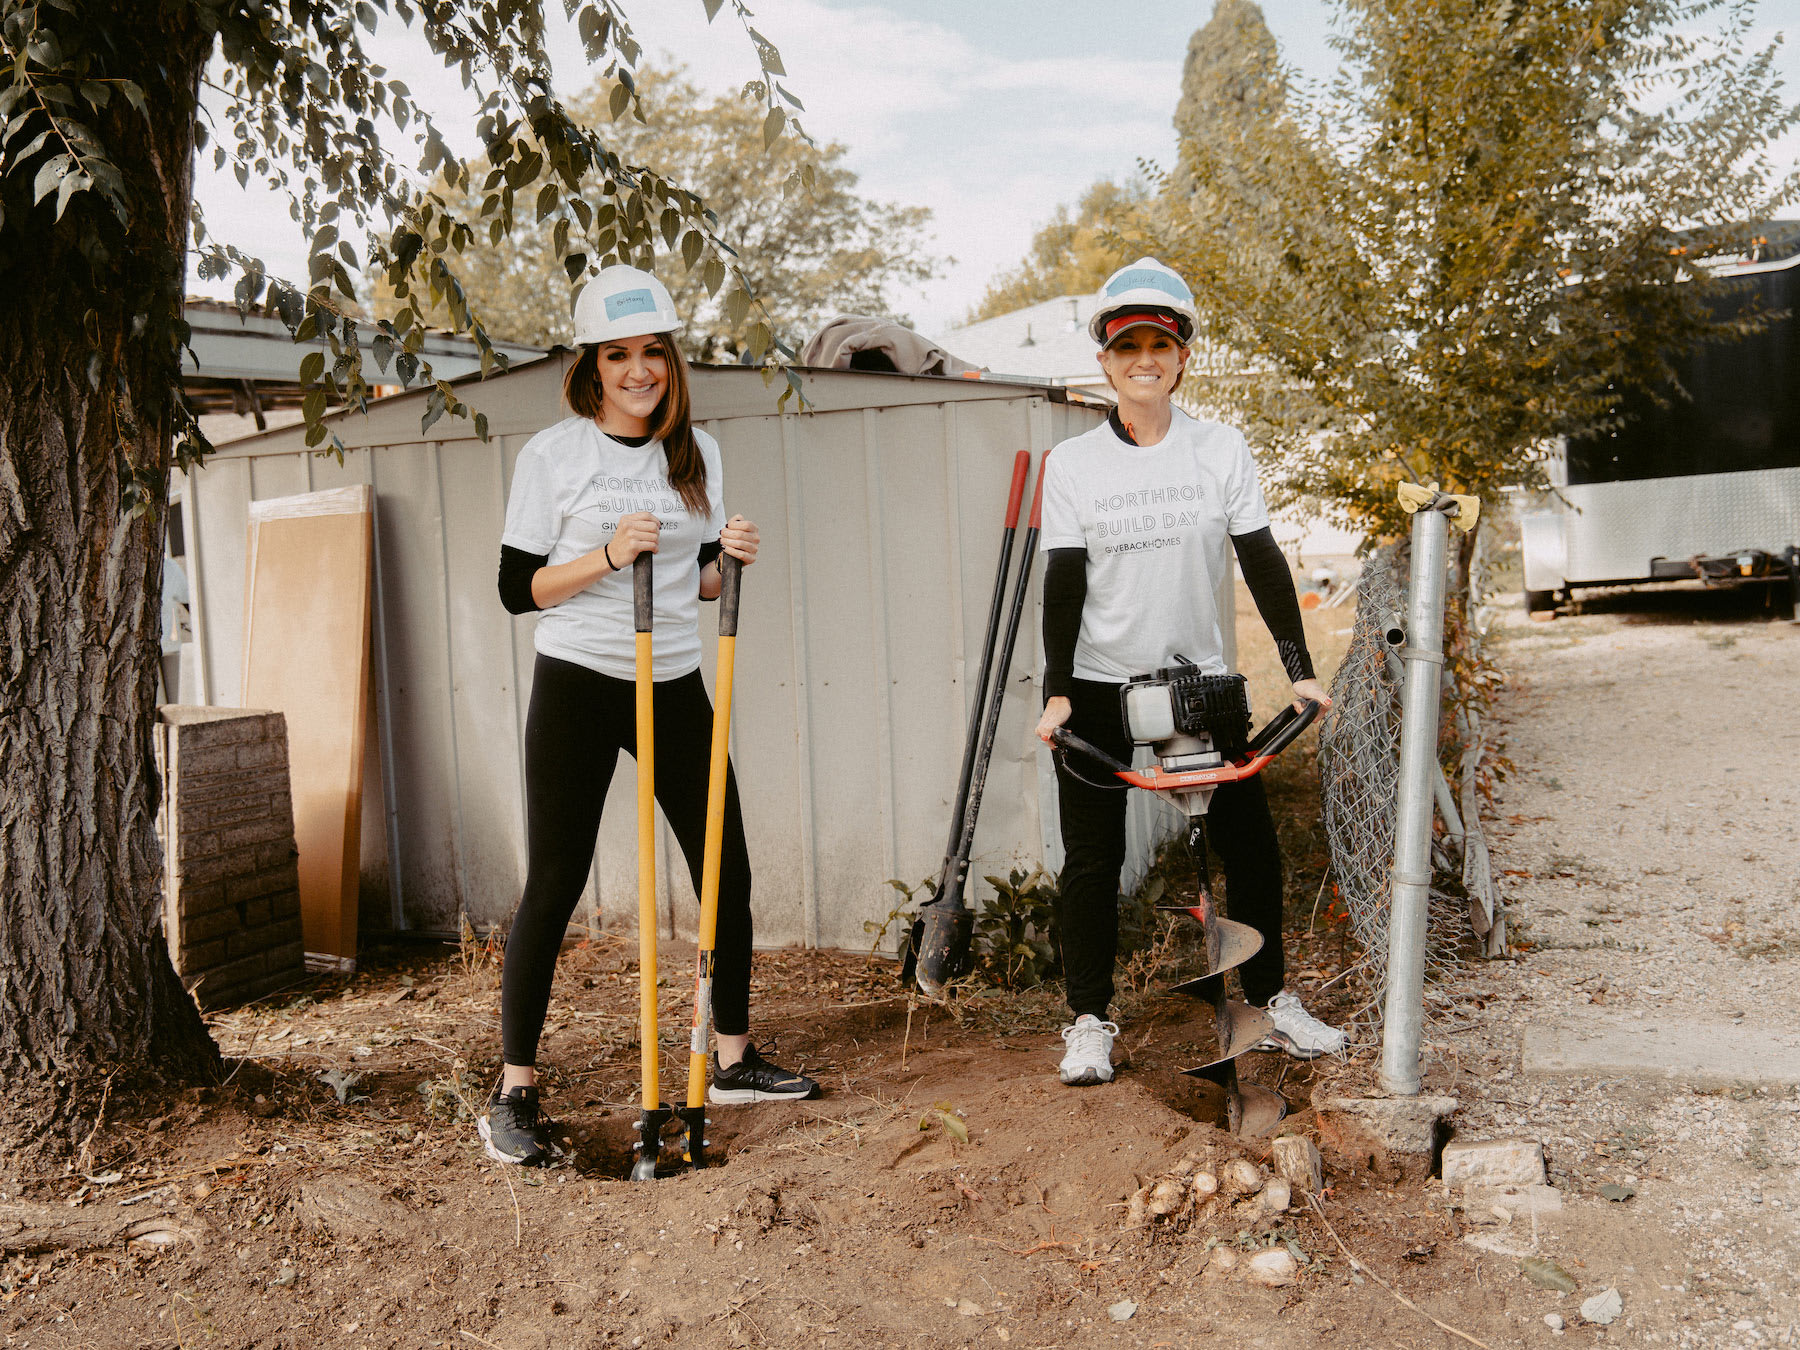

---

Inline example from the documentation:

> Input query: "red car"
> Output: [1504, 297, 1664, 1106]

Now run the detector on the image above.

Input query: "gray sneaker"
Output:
[477, 1083, 564, 1166]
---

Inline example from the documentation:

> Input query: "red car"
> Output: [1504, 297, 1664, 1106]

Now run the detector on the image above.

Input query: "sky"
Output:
[189, 0, 1800, 343]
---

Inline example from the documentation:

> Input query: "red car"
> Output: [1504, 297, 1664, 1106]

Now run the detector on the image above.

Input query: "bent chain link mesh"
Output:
[1318, 545, 1461, 1029]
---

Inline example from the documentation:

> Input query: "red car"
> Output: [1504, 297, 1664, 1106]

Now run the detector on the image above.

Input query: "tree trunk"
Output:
[0, 8, 220, 1159]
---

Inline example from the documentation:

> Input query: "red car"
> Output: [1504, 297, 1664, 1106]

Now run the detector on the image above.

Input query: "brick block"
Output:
[176, 906, 243, 946]
[225, 868, 286, 904]
[177, 848, 260, 886]
[241, 898, 271, 927]
[187, 952, 270, 1008]
[179, 936, 228, 971]
[271, 890, 301, 920]
[235, 741, 284, 771]
[172, 879, 228, 914]
[227, 928, 276, 960]
[268, 916, 303, 948]
[216, 819, 287, 853]
[255, 841, 297, 870]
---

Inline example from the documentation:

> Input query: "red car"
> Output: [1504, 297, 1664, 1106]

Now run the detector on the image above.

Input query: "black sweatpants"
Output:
[1053, 677, 1286, 1019]
[501, 654, 753, 1067]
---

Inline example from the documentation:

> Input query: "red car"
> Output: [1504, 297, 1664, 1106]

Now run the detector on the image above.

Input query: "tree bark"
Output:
[0, 7, 221, 1158]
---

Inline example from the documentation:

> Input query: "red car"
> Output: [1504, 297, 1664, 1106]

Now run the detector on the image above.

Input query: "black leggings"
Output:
[1052, 677, 1286, 1019]
[501, 654, 753, 1066]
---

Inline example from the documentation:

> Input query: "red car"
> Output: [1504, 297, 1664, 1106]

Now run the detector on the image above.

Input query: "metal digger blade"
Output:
[1178, 998, 1274, 1066]
[1161, 914, 1264, 988]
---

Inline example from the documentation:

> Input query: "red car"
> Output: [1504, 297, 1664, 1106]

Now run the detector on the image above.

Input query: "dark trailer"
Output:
[1521, 236, 1800, 615]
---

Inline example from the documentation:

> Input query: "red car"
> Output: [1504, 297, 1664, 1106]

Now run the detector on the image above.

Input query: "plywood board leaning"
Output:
[242, 485, 374, 970]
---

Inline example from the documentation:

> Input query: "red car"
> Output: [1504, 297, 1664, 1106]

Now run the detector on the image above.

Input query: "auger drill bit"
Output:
[1165, 817, 1287, 1139]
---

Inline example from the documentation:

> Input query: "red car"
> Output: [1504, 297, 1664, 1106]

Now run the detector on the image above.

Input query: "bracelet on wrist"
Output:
[603, 539, 617, 571]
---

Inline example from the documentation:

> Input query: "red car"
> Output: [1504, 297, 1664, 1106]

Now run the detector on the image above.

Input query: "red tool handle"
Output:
[1003, 450, 1030, 530]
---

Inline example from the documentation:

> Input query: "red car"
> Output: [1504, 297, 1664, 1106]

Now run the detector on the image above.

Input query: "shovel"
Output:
[680, 552, 743, 1169]
[915, 451, 1048, 999]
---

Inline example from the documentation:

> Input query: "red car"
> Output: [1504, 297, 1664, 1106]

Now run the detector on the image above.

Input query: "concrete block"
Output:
[1442, 1138, 1546, 1189]
[1271, 1135, 1324, 1193]
[254, 840, 297, 870]
[1314, 1092, 1458, 1156]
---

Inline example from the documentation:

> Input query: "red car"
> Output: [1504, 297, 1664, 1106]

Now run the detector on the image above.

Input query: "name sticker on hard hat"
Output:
[1106, 268, 1190, 302]
[605, 288, 659, 320]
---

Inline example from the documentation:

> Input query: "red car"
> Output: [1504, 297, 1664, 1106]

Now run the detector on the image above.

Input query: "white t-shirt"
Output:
[502, 417, 725, 681]
[1039, 408, 1270, 682]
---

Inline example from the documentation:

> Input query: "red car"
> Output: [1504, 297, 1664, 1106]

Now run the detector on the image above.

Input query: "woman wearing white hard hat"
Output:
[1033, 257, 1347, 1087]
[483, 265, 818, 1167]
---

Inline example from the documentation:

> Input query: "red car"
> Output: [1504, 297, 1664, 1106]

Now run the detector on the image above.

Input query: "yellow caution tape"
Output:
[1397, 481, 1480, 532]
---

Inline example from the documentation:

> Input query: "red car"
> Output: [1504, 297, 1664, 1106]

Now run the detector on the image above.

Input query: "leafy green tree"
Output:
[966, 177, 1149, 322]
[0, 0, 803, 1150]
[1150, 0, 1798, 537]
[391, 64, 942, 358]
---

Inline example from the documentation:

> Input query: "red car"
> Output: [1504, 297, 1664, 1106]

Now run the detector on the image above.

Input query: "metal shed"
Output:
[176, 355, 1218, 953]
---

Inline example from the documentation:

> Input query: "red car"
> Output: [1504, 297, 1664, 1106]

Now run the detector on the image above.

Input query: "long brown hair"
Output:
[563, 333, 707, 516]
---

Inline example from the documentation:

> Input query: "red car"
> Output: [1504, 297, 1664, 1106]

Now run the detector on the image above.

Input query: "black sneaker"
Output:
[477, 1083, 563, 1166]
[707, 1045, 821, 1104]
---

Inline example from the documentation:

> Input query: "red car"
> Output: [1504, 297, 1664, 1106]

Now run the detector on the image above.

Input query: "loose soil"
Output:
[4, 582, 1794, 1350]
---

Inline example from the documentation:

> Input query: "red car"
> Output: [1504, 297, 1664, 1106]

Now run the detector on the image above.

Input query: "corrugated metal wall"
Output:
[180, 357, 1221, 952]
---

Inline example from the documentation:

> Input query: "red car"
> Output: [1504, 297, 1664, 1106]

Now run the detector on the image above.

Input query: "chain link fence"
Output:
[1318, 544, 1481, 1029]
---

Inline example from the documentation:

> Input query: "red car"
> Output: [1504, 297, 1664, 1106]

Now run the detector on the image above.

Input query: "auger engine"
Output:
[1053, 657, 1320, 1137]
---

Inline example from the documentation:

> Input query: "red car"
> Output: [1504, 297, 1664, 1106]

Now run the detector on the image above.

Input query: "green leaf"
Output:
[608, 79, 629, 121]
[33, 154, 71, 204]
[702, 0, 724, 19]
[762, 106, 786, 150]
[934, 1109, 968, 1144]
[473, 412, 490, 441]
[681, 230, 704, 271]
[299, 350, 325, 385]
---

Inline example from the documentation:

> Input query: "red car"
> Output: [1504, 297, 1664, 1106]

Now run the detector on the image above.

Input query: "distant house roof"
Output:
[937, 294, 1112, 395]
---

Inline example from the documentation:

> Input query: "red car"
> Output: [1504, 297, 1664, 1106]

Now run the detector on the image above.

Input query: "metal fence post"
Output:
[1380, 494, 1454, 1095]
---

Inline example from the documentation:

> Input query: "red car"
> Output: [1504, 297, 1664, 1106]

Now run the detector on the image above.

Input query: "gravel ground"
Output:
[1434, 585, 1800, 1346]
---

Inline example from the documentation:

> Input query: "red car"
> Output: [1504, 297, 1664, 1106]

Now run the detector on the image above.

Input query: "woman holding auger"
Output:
[1035, 257, 1349, 1087]
[483, 265, 819, 1167]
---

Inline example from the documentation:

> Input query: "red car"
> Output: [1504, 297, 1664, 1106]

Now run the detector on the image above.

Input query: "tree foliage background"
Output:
[0, 0, 815, 1146]
[386, 64, 942, 359]
[1147, 0, 1799, 536]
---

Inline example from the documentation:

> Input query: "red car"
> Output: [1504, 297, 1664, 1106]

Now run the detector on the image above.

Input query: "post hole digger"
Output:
[678, 552, 743, 1172]
[1049, 664, 1320, 1137]
[630, 550, 751, 1180]
[909, 450, 1040, 999]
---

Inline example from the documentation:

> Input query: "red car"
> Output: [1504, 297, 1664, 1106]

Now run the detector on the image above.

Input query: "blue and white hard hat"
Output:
[571, 264, 682, 344]
[1088, 257, 1198, 347]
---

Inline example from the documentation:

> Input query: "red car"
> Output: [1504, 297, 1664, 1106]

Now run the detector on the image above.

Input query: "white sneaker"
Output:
[1252, 990, 1349, 1059]
[1058, 1014, 1119, 1086]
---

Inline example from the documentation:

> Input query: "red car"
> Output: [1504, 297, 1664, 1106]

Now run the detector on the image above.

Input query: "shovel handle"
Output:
[634, 552, 654, 633]
[717, 552, 742, 638]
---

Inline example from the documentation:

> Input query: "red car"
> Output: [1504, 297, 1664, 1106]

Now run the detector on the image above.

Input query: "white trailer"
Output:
[1521, 244, 1800, 616]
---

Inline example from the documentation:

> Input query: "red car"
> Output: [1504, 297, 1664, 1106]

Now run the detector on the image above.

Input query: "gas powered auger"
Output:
[1050, 661, 1320, 1139]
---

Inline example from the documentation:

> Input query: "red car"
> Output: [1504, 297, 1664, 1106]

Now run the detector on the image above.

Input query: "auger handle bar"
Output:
[1050, 699, 1322, 792]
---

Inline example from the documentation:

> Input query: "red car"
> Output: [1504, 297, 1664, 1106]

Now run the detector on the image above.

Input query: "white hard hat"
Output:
[571, 264, 682, 345]
[1088, 257, 1198, 347]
